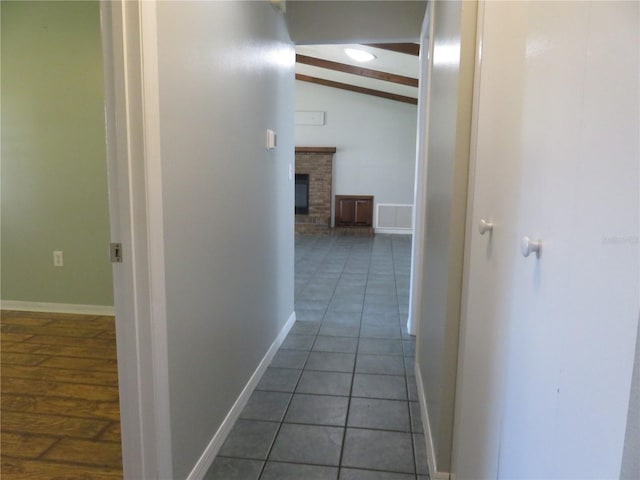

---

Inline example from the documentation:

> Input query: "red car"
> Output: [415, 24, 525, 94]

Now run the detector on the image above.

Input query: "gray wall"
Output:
[415, 0, 477, 472]
[286, 1, 426, 44]
[154, 2, 294, 477]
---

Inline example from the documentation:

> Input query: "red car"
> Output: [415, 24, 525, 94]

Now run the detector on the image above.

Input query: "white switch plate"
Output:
[266, 129, 277, 150]
[53, 250, 64, 267]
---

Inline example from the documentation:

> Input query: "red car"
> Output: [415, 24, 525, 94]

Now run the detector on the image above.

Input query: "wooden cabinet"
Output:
[335, 195, 373, 227]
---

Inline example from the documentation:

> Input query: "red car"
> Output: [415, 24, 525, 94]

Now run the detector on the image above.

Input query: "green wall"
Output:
[1, 1, 113, 306]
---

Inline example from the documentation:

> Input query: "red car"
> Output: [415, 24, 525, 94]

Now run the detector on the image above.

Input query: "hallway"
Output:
[208, 235, 427, 479]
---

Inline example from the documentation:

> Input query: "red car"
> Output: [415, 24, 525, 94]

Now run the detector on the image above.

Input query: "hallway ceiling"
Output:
[295, 43, 420, 105]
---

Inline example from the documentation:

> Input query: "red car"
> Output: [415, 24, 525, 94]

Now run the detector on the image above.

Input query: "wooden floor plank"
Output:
[1, 332, 34, 343]
[1, 411, 109, 439]
[42, 438, 122, 468]
[47, 316, 115, 330]
[38, 356, 118, 373]
[2, 342, 117, 359]
[1, 376, 120, 402]
[2, 394, 121, 421]
[1, 352, 50, 366]
[2, 324, 103, 339]
[2, 364, 119, 387]
[0, 432, 58, 459]
[1, 457, 123, 480]
[25, 334, 116, 349]
[0, 317, 53, 327]
[98, 422, 122, 443]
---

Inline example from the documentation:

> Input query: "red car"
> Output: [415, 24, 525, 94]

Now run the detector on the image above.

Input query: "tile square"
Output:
[269, 424, 343, 466]
[296, 309, 325, 322]
[339, 469, 415, 480]
[409, 402, 423, 433]
[261, 462, 338, 480]
[413, 433, 428, 474]
[239, 391, 291, 422]
[323, 311, 361, 326]
[270, 349, 308, 369]
[204, 457, 262, 480]
[356, 354, 404, 375]
[284, 394, 349, 426]
[296, 370, 352, 396]
[347, 397, 411, 432]
[342, 428, 414, 474]
[402, 340, 416, 357]
[358, 338, 403, 356]
[256, 367, 301, 393]
[289, 321, 321, 335]
[328, 298, 364, 313]
[306, 351, 355, 373]
[364, 303, 399, 315]
[352, 374, 407, 400]
[313, 336, 358, 354]
[407, 376, 418, 401]
[361, 312, 399, 326]
[218, 419, 278, 460]
[319, 323, 360, 337]
[281, 334, 316, 351]
[359, 324, 401, 339]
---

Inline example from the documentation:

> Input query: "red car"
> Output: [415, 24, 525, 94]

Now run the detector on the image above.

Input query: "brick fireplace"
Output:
[294, 146, 335, 235]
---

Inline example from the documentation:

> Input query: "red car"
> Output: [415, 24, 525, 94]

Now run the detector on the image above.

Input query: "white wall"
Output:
[413, 0, 477, 474]
[154, 2, 294, 477]
[453, 2, 639, 478]
[295, 81, 417, 227]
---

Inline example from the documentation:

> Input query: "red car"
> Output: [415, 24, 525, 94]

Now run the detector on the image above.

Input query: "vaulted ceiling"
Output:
[285, 1, 425, 105]
[295, 43, 420, 105]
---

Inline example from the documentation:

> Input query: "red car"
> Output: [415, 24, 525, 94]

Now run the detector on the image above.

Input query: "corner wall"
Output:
[1, 1, 113, 308]
[153, 2, 295, 477]
[415, 0, 477, 473]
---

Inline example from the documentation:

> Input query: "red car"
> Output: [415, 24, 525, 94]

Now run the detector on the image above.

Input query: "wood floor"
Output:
[1, 310, 123, 479]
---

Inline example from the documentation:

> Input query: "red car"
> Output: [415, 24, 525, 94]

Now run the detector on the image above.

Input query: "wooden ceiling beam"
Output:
[296, 74, 418, 105]
[365, 43, 420, 56]
[296, 54, 418, 87]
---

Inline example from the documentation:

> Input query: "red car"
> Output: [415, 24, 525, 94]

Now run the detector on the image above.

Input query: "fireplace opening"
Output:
[295, 174, 309, 215]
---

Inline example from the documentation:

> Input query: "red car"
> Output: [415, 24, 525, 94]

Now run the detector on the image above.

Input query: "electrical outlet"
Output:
[53, 250, 64, 267]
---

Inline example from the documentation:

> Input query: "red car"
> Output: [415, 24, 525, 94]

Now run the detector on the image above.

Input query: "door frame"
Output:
[100, 1, 172, 478]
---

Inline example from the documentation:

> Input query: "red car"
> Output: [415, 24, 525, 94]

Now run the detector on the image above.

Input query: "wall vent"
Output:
[376, 204, 413, 234]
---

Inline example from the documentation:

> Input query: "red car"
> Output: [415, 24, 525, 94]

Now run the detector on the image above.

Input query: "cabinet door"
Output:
[337, 198, 356, 226]
[354, 200, 372, 225]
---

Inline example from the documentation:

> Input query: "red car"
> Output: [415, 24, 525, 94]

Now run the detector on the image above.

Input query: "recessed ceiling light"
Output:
[344, 48, 376, 63]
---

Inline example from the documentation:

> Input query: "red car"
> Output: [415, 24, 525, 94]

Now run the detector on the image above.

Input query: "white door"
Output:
[453, 2, 639, 478]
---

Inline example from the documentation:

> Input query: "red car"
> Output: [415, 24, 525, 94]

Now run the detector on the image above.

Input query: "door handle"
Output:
[478, 219, 494, 235]
[521, 236, 542, 258]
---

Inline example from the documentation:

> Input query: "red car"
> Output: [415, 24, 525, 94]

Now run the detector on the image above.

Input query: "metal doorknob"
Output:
[478, 219, 494, 235]
[521, 236, 542, 258]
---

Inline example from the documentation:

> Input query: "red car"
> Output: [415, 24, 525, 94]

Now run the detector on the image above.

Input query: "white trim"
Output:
[0, 301, 115, 316]
[186, 311, 297, 480]
[416, 361, 451, 480]
[408, 0, 435, 337]
[375, 228, 413, 235]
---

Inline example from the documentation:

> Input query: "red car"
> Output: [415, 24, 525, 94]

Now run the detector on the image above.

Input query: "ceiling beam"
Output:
[296, 54, 418, 87]
[365, 43, 420, 56]
[296, 73, 418, 105]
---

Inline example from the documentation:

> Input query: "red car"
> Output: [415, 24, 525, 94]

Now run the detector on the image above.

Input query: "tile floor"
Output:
[207, 234, 427, 480]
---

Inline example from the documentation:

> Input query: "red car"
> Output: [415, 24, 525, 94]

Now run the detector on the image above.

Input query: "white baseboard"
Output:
[0, 300, 115, 316]
[375, 228, 413, 235]
[186, 310, 297, 480]
[415, 361, 451, 480]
